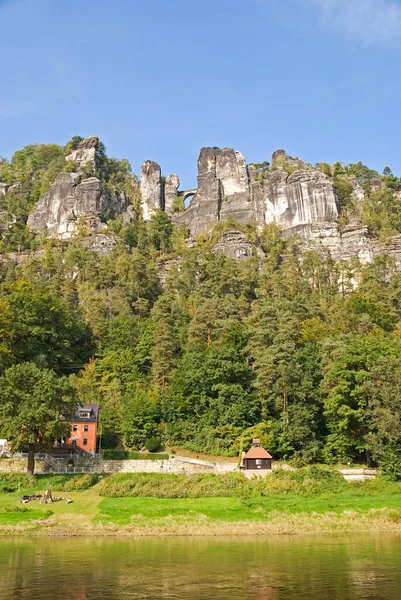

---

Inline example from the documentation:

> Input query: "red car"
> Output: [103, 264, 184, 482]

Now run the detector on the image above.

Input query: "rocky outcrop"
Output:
[164, 174, 180, 214]
[80, 233, 119, 256]
[172, 147, 338, 240]
[0, 183, 8, 196]
[140, 161, 162, 220]
[20, 139, 400, 269]
[27, 172, 128, 239]
[264, 169, 339, 236]
[272, 149, 313, 171]
[212, 230, 262, 260]
[66, 136, 98, 168]
[174, 148, 258, 236]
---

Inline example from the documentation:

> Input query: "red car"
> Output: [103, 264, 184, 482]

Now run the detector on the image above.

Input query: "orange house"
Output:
[66, 404, 99, 453]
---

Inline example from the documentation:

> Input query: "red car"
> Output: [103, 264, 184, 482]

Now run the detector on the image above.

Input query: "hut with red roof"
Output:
[242, 439, 272, 471]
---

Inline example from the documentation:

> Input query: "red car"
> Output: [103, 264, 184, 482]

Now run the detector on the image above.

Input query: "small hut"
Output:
[243, 439, 272, 470]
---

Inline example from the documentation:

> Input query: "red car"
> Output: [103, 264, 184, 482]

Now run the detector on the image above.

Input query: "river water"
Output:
[1, 535, 401, 599]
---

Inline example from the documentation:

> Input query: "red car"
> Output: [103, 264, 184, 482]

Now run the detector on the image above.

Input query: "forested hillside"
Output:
[1, 139, 401, 479]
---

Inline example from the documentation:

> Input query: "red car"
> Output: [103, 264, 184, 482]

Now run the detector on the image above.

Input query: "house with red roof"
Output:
[242, 439, 272, 471]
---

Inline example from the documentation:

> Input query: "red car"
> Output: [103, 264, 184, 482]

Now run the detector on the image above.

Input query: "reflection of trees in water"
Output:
[1, 536, 401, 599]
[0, 539, 121, 600]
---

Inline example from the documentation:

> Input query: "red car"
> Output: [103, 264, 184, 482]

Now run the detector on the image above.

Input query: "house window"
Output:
[255, 459, 262, 465]
[83, 439, 88, 446]
[79, 411, 90, 418]
[72, 425, 78, 432]
[84, 425, 89, 432]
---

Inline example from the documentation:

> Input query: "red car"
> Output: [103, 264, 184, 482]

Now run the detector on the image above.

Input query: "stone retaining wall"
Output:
[0, 459, 47, 473]
[337, 468, 378, 482]
[0, 456, 238, 475]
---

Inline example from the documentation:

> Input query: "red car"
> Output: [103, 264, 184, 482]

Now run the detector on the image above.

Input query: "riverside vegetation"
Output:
[1, 469, 401, 536]
[1, 139, 401, 478]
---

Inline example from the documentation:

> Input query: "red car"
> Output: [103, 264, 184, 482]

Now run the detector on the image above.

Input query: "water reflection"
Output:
[1, 535, 401, 599]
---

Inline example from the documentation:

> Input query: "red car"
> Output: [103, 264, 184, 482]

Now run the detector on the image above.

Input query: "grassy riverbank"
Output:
[1, 469, 401, 536]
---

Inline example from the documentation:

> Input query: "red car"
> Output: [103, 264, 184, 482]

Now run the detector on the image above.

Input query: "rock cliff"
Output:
[138, 146, 401, 268]
[65, 136, 98, 168]
[19, 137, 401, 268]
[27, 172, 128, 239]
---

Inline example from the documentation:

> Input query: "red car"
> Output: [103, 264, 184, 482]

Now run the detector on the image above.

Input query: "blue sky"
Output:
[0, 0, 400, 188]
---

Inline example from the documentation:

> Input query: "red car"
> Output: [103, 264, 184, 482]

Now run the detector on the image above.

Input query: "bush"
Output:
[102, 449, 168, 460]
[0, 474, 29, 493]
[145, 437, 161, 452]
[96, 467, 353, 499]
[97, 472, 249, 498]
[103, 450, 129, 460]
[0, 473, 100, 493]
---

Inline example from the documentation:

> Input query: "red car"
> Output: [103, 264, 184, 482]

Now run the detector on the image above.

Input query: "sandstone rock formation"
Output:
[173, 147, 257, 236]
[21, 138, 401, 269]
[65, 136, 98, 168]
[140, 160, 162, 220]
[164, 174, 180, 214]
[263, 169, 339, 236]
[212, 230, 262, 260]
[171, 147, 339, 241]
[27, 172, 128, 239]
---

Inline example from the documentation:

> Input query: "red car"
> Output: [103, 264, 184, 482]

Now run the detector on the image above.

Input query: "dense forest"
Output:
[1, 139, 401, 479]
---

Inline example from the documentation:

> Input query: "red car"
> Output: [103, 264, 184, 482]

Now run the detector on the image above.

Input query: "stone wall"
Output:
[0, 458, 47, 473]
[0, 456, 238, 475]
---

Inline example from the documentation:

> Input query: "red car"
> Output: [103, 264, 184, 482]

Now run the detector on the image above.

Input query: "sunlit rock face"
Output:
[65, 137, 98, 169]
[265, 169, 339, 235]
[174, 147, 338, 239]
[140, 160, 162, 221]
[164, 173, 180, 215]
[22, 138, 401, 268]
[27, 173, 128, 239]
[174, 147, 257, 236]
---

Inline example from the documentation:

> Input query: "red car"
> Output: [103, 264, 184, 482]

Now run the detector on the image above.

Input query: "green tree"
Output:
[0, 363, 75, 475]
[365, 356, 401, 479]
[122, 387, 160, 449]
[4, 280, 92, 369]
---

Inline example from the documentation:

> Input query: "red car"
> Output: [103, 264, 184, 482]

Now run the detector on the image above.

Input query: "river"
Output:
[1, 535, 401, 599]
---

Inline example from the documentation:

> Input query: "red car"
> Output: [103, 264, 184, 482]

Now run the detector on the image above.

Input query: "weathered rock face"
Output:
[212, 230, 261, 260]
[21, 141, 400, 269]
[140, 161, 162, 220]
[265, 169, 339, 236]
[272, 149, 312, 171]
[80, 233, 119, 256]
[66, 136, 98, 168]
[172, 147, 338, 240]
[0, 183, 8, 196]
[27, 172, 128, 239]
[174, 148, 257, 236]
[164, 174, 180, 215]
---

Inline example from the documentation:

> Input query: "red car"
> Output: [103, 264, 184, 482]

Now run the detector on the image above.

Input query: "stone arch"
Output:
[181, 189, 197, 207]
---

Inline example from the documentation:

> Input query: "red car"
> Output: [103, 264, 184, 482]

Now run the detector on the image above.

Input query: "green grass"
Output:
[0, 506, 53, 525]
[0, 468, 401, 535]
[94, 492, 401, 526]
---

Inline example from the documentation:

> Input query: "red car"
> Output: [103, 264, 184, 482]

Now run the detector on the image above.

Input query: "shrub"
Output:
[0, 473, 100, 493]
[103, 450, 129, 460]
[145, 437, 161, 452]
[102, 449, 168, 460]
[0, 474, 29, 493]
[97, 472, 249, 498]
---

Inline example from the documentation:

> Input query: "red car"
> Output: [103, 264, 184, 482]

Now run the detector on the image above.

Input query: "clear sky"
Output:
[1, 0, 400, 188]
